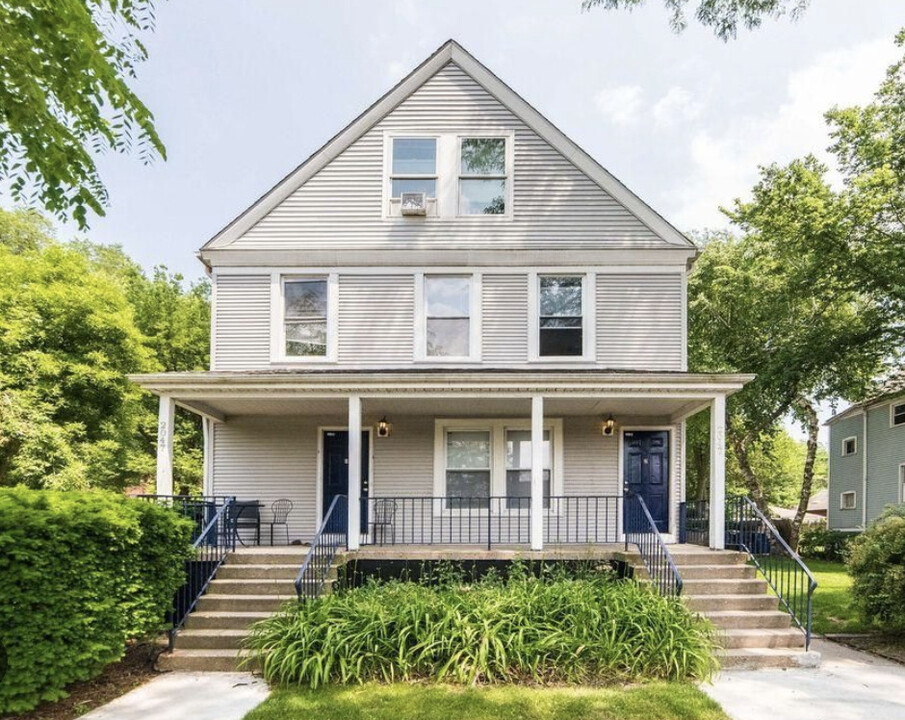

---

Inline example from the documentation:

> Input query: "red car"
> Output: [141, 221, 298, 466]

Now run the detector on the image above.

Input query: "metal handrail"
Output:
[295, 494, 348, 600]
[727, 495, 818, 650]
[624, 491, 683, 596]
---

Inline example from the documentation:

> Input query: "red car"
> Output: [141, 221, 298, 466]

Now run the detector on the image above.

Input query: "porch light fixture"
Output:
[376, 417, 392, 438]
[601, 415, 616, 437]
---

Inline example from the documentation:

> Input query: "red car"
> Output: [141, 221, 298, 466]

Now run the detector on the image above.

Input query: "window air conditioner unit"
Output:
[400, 192, 427, 216]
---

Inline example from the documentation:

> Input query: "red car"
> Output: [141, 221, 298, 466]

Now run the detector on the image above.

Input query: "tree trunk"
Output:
[790, 397, 820, 551]
[730, 431, 768, 512]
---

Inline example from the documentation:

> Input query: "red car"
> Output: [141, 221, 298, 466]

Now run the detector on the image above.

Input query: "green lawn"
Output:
[807, 559, 871, 635]
[243, 683, 729, 720]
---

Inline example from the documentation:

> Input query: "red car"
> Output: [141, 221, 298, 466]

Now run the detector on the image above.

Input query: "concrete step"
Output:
[226, 551, 309, 565]
[719, 647, 816, 670]
[184, 611, 274, 630]
[217, 564, 300, 580]
[720, 628, 805, 649]
[196, 594, 295, 613]
[157, 649, 258, 673]
[703, 610, 793, 630]
[209, 579, 297, 595]
[682, 578, 767, 596]
[685, 594, 779, 613]
[674, 564, 756, 580]
[667, 549, 748, 566]
[176, 629, 249, 650]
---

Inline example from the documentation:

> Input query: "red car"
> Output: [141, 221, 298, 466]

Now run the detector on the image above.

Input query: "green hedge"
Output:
[0, 488, 194, 713]
[798, 522, 853, 562]
[848, 505, 905, 630]
[246, 565, 718, 687]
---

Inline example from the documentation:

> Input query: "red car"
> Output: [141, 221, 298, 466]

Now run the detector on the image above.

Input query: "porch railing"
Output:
[136, 494, 236, 648]
[678, 499, 710, 546]
[624, 491, 682, 596]
[726, 495, 818, 650]
[358, 495, 621, 549]
[296, 494, 347, 600]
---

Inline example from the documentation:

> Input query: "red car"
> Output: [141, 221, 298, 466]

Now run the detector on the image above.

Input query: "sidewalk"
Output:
[703, 639, 905, 720]
[81, 672, 269, 720]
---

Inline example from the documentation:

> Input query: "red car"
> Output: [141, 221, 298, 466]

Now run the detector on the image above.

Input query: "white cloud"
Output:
[594, 84, 644, 126]
[652, 86, 702, 127]
[669, 38, 897, 230]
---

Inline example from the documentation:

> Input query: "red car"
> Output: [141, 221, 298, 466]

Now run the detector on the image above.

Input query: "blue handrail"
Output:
[295, 494, 348, 600]
[624, 491, 683, 596]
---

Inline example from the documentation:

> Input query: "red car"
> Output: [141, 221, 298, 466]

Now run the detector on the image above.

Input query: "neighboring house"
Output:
[132, 40, 751, 552]
[770, 489, 827, 524]
[826, 371, 905, 531]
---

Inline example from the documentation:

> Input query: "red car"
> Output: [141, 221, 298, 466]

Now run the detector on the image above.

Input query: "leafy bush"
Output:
[847, 505, 905, 630]
[0, 488, 194, 713]
[246, 564, 718, 687]
[798, 522, 853, 562]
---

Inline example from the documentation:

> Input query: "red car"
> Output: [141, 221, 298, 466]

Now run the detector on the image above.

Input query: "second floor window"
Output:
[459, 137, 506, 215]
[284, 278, 327, 357]
[425, 275, 471, 357]
[893, 402, 905, 427]
[391, 138, 437, 199]
[539, 276, 583, 357]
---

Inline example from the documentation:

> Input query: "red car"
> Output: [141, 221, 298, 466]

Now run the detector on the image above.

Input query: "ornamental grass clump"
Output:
[245, 563, 717, 687]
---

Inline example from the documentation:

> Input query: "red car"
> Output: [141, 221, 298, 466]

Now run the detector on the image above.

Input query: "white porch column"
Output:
[347, 395, 362, 550]
[201, 417, 212, 496]
[156, 395, 175, 496]
[530, 395, 544, 551]
[709, 394, 727, 550]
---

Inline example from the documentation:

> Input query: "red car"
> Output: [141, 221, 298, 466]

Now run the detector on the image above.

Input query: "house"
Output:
[132, 39, 820, 673]
[826, 371, 905, 531]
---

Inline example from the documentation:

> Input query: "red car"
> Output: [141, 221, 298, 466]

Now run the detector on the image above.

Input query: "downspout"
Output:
[862, 411, 868, 529]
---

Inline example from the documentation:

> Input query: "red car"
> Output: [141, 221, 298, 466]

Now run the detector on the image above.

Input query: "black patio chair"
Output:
[266, 498, 294, 545]
[371, 498, 397, 545]
[229, 500, 261, 546]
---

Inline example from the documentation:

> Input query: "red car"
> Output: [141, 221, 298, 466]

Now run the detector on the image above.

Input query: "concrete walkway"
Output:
[704, 639, 905, 720]
[81, 672, 269, 720]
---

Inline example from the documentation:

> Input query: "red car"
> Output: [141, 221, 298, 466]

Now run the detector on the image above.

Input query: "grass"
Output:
[806, 559, 872, 635]
[242, 682, 730, 720]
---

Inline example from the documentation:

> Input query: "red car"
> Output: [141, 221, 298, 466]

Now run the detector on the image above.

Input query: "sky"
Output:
[9, 0, 904, 440]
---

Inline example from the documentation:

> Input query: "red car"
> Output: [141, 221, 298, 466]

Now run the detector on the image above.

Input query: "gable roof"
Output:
[203, 39, 694, 251]
[825, 367, 905, 425]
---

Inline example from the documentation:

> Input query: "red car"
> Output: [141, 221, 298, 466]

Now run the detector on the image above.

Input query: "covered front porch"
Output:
[134, 370, 750, 551]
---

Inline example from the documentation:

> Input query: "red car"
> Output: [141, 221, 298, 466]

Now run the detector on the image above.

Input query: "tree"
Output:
[0, 1, 165, 228]
[582, 0, 810, 41]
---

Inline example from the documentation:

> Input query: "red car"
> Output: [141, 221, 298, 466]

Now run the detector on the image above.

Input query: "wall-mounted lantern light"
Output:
[601, 415, 616, 437]
[376, 416, 392, 438]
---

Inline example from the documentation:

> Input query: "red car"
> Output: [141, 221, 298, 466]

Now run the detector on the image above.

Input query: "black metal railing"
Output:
[678, 499, 710, 546]
[295, 494, 348, 600]
[727, 495, 817, 650]
[359, 495, 621, 549]
[624, 492, 682, 596]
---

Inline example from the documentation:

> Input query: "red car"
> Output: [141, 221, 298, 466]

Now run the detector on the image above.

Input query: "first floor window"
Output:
[893, 402, 905, 427]
[840, 491, 856, 510]
[539, 275, 583, 357]
[505, 429, 551, 509]
[425, 275, 471, 357]
[284, 278, 327, 357]
[445, 430, 490, 509]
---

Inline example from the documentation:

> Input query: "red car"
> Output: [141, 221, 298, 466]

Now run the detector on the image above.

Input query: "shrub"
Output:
[847, 505, 905, 630]
[246, 565, 718, 687]
[0, 487, 194, 713]
[798, 522, 853, 562]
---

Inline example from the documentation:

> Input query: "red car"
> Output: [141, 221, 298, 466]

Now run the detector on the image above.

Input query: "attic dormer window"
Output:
[459, 137, 507, 215]
[391, 138, 437, 199]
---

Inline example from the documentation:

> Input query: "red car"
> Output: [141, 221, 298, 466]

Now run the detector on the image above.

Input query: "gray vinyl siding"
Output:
[212, 274, 271, 370]
[865, 401, 905, 524]
[828, 414, 864, 530]
[233, 63, 665, 250]
[482, 274, 528, 363]
[338, 275, 415, 363]
[596, 274, 684, 371]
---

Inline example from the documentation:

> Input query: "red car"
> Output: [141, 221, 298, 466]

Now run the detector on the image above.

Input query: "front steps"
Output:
[158, 547, 309, 673]
[669, 546, 815, 670]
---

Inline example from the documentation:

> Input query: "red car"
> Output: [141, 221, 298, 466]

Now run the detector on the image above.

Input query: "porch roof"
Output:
[129, 369, 752, 423]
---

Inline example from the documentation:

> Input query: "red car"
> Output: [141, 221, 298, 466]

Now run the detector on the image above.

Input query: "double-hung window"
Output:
[390, 138, 437, 199]
[842, 437, 857, 456]
[459, 137, 507, 215]
[892, 402, 905, 427]
[505, 429, 551, 509]
[445, 430, 491, 509]
[840, 491, 856, 510]
[539, 276, 584, 357]
[283, 278, 328, 357]
[424, 275, 471, 358]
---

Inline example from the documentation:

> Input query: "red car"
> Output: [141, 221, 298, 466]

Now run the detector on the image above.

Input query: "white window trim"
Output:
[414, 272, 482, 363]
[270, 273, 338, 364]
[890, 400, 905, 428]
[432, 418, 564, 515]
[383, 132, 441, 217]
[841, 436, 858, 456]
[456, 133, 514, 219]
[528, 271, 597, 362]
[840, 491, 857, 510]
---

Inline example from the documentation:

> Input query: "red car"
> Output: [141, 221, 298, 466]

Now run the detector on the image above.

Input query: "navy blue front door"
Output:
[322, 430, 369, 534]
[623, 430, 669, 532]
